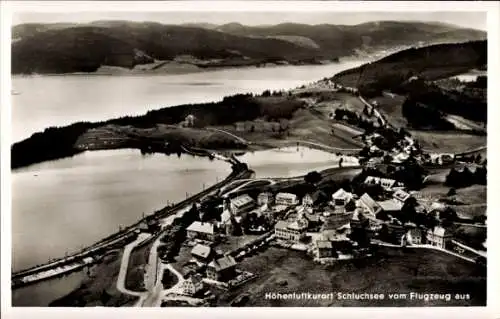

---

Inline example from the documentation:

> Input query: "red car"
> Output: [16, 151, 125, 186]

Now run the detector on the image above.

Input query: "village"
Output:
[133, 108, 487, 305]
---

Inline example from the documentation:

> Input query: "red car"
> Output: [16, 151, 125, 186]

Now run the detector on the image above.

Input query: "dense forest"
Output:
[333, 40, 487, 125]
[12, 21, 486, 74]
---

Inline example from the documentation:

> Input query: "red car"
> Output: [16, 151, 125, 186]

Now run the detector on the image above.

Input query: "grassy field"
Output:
[221, 107, 362, 150]
[370, 93, 407, 128]
[410, 131, 486, 153]
[450, 224, 486, 251]
[49, 249, 138, 307]
[171, 245, 197, 277]
[214, 246, 485, 307]
[125, 239, 155, 292]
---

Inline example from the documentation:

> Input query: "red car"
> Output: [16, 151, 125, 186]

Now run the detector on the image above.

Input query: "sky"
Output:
[12, 11, 487, 31]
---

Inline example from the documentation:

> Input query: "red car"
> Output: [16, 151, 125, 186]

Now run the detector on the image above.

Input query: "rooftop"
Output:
[208, 255, 237, 271]
[393, 189, 411, 202]
[275, 220, 289, 230]
[431, 226, 449, 237]
[358, 193, 382, 214]
[191, 244, 212, 259]
[185, 273, 203, 285]
[378, 199, 403, 212]
[230, 194, 255, 208]
[276, 192, 298, 200]
[186, 221, 215, 235]
[288, 219, 308, 231]
[332, 188, 353, 201]
[364, 176, 396, 188]
[316, 240, 333, 249]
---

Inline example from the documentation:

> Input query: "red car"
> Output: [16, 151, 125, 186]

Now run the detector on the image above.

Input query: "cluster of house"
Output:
[268, 177, 457, 261]
[183, 174, 457, 272]
[180, 242, 238, 296]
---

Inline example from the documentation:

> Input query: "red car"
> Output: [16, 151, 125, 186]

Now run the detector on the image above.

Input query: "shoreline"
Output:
[11, 59, 346, 78]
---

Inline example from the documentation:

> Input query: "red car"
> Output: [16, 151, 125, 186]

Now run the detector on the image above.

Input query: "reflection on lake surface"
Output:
[12, 149, 231, 272]
[12, 271, 85, 307]
[11, 61, 369, 306]
[238, 146, 359, 178]
[11, 146, 357, 306]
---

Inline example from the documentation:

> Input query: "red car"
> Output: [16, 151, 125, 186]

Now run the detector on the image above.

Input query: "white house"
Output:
[406, 228, 422, 245]
[187, 221, 216, 241]
[302, 194, 314, 207]
[191, 244, 213, 263]
[392, 189, 411, 203]
[357, 193, 382, 217]
[275, 192, 299, 206]
[331, 188, 354, 207]
[364, 176, 397, 190]
[230, 194, 256, 215]
[257, 192, 274, 206]
[426, 226, 452, 249]
[274, 219, 308, 242]
[181, 274, 204, 296]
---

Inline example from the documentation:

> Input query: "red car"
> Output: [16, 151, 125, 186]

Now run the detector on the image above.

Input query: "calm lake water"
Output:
[11, 60, 368, 306]
[11, 60, 368, 143]
[238, 146, 359, 178]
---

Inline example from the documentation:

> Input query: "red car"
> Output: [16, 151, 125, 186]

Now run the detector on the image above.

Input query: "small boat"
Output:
[11, 90, 21, 95]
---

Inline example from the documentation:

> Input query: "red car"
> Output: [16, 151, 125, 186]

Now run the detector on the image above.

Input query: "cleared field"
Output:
[451, 204, 487, 219]
[410, 131, 486, 153]
[227, 107, 362, 150]
[418, 184, 486, 206]
[214, 246, 485, 307]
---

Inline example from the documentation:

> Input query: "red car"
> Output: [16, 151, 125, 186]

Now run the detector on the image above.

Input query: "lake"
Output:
[11, 59, 368, 143]
[11, 60, 368, 306]
[237, 146, 360, 178]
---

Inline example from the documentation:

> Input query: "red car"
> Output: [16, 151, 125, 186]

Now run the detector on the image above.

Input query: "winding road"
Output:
[116, 233, 151, 300]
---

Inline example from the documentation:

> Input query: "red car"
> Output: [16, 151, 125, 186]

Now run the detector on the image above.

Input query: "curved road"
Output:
[116, 233, 151, 299]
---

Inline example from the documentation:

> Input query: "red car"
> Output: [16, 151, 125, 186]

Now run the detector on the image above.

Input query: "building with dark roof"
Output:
[206, 255, 237, 282]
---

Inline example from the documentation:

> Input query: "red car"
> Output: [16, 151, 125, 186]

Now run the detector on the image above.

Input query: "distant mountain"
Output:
[11, 20, 486, 75]
[216, 21, 486, 54]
